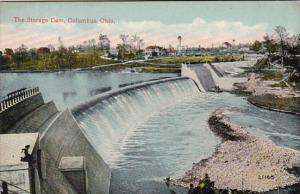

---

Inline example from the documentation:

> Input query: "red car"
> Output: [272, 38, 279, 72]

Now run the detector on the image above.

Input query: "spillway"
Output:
[74, 78, 201, 164]
[73, 77, 300, 194]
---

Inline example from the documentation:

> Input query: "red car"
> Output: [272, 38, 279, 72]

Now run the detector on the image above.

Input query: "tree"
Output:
[286, 34, 300, 56]
[0, 51, 9, 70]
[263, 34, 277, 55]
[89, 39, 96, 53]
[274, 26, 288, 66]
[120, 34, 129, 46]
[116, 44, 126, 60]
[13, 44, 28, 67]
[66, 47, 77, 69]
[99, 34, 110, 51]
[57, 37, 67, 69]
[223, 42, 232, 48]
[250, 40, 262, 52]
[4, 48, 14, 56]
[29, 48, 37, 61]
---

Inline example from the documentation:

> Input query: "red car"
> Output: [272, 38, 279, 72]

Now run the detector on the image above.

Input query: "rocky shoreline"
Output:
[172, 110, 300, 192]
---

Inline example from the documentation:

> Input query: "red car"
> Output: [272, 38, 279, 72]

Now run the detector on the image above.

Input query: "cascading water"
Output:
[75, 78, 200, 165]
[74, 77, 300, 194]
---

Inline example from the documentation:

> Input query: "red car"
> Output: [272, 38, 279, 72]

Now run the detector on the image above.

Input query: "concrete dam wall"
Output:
[181, 63, 217, 92]
[0, 88, 111, 194]
[0, 91, 45, 133]
[71, 76, 195, 115]
[182, 61, 257, 91]
[39, 109, 111, 194]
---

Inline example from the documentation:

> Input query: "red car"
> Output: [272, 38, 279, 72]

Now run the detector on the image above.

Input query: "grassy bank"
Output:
[260, 70, 283, 81]
[151, 55, 241, 64]
[3, 54, 242, 73]
[6, 53, 117, 71]
[95, 62, 181, 73]
[248, 94, 300, 114]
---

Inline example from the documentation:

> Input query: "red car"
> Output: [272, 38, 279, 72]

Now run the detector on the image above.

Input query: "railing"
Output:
[0, 87, 39, 112]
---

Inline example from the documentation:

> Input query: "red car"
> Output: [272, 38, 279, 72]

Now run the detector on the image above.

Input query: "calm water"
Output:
[0, 71, 176, 109]
[1, 72, 299, 194]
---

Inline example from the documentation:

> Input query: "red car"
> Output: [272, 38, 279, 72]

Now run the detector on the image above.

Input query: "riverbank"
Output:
[248, 94, 300, 115]
[173, 110, 300, 192]
[1, 55, 242, 74]
[230, 62, 300, 113]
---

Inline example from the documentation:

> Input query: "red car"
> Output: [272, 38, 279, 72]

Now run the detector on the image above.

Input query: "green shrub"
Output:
[261, 71, 283, 81]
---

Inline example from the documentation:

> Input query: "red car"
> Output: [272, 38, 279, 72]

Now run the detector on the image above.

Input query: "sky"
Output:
[0, 1, 299, 50]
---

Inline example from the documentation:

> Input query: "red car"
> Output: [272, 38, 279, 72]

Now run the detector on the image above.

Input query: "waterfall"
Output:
[74, 78, 200, 165]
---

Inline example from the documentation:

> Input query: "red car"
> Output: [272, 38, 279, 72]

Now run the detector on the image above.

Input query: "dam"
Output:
[1, 65, 300, 194]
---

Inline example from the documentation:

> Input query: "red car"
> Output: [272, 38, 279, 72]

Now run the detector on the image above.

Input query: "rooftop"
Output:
[145, 45, 163, 49]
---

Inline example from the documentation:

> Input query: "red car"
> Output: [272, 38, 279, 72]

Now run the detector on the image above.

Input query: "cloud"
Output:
[0, 17, 268, 50]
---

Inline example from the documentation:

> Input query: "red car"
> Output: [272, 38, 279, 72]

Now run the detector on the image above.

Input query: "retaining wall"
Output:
[181, 63, 216, 92]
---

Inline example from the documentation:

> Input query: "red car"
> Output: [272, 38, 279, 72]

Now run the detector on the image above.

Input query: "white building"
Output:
[144, 45, 166, 57]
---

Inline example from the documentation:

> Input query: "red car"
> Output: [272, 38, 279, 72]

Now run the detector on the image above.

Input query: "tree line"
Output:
[250, 26, 300, 71]
[0, 33, 145, 70]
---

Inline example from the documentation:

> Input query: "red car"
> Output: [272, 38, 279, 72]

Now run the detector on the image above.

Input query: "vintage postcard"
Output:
[0, 1, 299, 194]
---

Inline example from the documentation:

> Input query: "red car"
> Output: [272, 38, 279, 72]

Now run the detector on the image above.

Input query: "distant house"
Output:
[144, 45, 166, 57]
[166, 47, 176, 57]
[37, 47, 50, 54]
[72, 47, 84, 53]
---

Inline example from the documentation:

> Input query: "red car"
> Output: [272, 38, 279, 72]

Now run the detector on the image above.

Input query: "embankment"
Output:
[173, 110, 300, 192]
[248, 94, 300, 115]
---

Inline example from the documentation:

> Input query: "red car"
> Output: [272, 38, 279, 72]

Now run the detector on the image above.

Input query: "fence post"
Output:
[13, 94, 16, 104]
